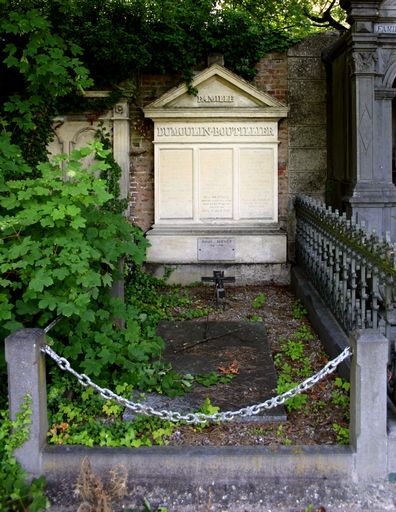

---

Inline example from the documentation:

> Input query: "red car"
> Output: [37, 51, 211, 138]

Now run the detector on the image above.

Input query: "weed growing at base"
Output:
[274, 312, 350, 444]
[0, 397, 48, 511]
[47, 271, 232, 448]
[331, 377, 350, 444]
[292, 300, 308, 320]
[252, 293, 267, 309]
[274, 323, 315, 412]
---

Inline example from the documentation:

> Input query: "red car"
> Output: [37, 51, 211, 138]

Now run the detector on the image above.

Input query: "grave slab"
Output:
[125, 321, 285, 423]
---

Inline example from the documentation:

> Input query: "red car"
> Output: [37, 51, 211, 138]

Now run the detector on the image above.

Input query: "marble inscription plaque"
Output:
[199, 148, 233, 219]
[197, 238, 236, 261]
[239, 148, 274, 219]
[159, 148, 193, 219]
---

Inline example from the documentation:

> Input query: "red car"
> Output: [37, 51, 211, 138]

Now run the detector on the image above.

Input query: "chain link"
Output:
[41, 344, 352, 425]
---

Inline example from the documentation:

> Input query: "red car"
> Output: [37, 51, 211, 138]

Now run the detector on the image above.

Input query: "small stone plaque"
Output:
[197, 238, 236, 261]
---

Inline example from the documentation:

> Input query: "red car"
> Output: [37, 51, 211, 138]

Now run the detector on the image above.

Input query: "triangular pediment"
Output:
[144, 64, 288, 119]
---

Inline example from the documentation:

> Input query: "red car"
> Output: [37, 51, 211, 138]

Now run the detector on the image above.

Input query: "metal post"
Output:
[5, 328, 48, 477]
[349, 329, 388, 480]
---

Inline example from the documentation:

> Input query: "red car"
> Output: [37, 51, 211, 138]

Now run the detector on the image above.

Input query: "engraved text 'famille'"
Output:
[197, 95, 234, 103]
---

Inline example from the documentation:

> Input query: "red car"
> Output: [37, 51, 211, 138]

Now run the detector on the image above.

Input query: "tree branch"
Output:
[304, 1, 347, 32]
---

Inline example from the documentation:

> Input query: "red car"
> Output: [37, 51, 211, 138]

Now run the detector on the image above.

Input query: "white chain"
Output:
[41, 344, 352, 425]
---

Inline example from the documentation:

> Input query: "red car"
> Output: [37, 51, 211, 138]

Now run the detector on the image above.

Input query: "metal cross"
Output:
[201, 270, 235, 305]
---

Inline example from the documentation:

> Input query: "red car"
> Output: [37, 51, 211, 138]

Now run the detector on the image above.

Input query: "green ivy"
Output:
[0, 1, 93, 167]
[2, 0, 306, 97]
[274, 324, 315, 412]
[96, 123, 128, 214]
[0, 397, 49, 511]
[0, 142, 145, 332]
[0, 141, 178, 393]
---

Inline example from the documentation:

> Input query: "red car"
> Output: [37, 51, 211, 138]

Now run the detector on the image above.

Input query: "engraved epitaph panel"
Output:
[155, 124, 278, 224]
[153, 120, 279, 225]
[199, 148, 233, 219]
[239, 147, 275, 219]
[158, 148, 193, 219]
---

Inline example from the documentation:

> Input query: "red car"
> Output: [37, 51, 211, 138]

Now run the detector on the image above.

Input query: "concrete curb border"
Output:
[42, 443, 353, 487]
[4, 293, 393, 506]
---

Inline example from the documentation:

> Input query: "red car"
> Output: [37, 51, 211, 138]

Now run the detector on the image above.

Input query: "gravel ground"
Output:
[143, 480, 396, 512]
[49, 478, 396, 512]
[46, 284, 396, 511]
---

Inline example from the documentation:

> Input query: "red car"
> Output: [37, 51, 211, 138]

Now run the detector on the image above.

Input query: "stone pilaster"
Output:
[350, 329, 388, 480]
[5, 329, 48, 478]
[327, 1, 396, 238]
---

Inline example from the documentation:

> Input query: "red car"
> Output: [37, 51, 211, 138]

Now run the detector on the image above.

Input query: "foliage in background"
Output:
[0, 0, 93, 167]
[222, 0, 347, 34]
[0, 397, 48, 511]
[40, 0, 298, 85]
[1, 0, 346, 107]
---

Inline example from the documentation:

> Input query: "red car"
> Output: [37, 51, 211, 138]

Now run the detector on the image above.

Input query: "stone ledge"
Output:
[145, 262, 290, 285]
[146, 229, 287, 265]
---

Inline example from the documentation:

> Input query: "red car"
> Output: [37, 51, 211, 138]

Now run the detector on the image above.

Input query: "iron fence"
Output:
[294, 195, 396, 398]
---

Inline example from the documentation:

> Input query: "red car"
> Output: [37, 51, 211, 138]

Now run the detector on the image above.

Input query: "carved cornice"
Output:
[375, 87, 396, 99]
[349, 50, 378, 74]
[341, 1, 382, 25]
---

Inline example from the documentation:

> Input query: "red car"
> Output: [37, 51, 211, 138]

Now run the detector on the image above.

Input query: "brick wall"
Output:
[129, 74, 181, 231]
[254, 52, 288, 232]
[128, 33, 340, 254]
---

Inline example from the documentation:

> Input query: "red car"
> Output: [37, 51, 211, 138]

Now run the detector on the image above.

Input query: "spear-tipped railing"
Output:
[295, 195, 396, 347]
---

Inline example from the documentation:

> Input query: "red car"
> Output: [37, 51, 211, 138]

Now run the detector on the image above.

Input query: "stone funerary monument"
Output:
[49, 33, 337, 285]
[143, 65, 288, 283]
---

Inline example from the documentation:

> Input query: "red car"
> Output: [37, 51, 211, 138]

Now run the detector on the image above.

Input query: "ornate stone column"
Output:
[329, 1, 396, 238]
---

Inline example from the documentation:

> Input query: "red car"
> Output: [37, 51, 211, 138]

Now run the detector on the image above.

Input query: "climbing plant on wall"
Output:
[2, 0, 344, 99]
[0, 1, 210, 403]
[0, 0, 93, 167]
[0, 3, 150, 401]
